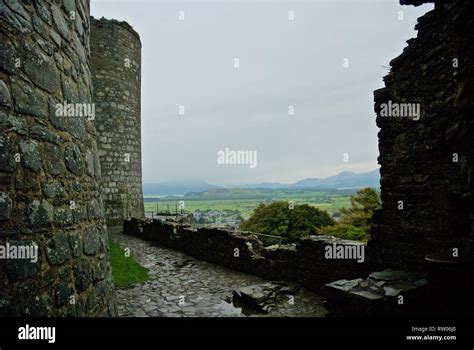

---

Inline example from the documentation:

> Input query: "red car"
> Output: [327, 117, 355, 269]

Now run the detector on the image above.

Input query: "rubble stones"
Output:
[232, 282, 298, 313]
[322, 269, 427, 317]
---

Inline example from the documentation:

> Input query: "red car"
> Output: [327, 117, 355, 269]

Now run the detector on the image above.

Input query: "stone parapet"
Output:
[124, 218, 370, 292]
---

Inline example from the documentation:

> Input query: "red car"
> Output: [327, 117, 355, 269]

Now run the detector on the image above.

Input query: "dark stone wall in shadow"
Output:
[370, 1, 474, 272]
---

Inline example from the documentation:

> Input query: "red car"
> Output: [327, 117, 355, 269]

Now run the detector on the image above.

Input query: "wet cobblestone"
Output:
[111, 231, 327, 317]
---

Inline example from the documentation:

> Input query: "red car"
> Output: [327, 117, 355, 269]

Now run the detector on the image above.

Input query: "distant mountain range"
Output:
[143, 169, 380, 196]
[143, 180, 220, 196]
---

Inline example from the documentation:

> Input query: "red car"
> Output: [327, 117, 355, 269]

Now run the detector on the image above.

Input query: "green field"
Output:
[144, 189, 353, 218]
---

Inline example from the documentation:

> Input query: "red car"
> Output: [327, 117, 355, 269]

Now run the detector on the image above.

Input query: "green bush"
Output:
[240, 201, 334, 245]
[318, 223, 368, 242]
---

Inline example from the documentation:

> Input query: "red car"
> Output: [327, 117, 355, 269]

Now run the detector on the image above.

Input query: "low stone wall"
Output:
[124, 218, 370, 293]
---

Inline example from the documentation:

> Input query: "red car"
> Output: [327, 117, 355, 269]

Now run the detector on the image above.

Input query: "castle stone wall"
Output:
[0, 0, 116, 316]
[370, 0, 474, 270]
[90, 17, 144, 227]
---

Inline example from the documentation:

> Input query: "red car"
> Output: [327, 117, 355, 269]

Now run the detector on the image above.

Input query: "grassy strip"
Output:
[109, 240, 150, 287]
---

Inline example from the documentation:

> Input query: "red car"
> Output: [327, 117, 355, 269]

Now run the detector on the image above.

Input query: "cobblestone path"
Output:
[111, 232, 327, 317]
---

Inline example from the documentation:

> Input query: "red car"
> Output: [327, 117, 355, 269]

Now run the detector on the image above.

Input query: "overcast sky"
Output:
[91, 0, 433, 185]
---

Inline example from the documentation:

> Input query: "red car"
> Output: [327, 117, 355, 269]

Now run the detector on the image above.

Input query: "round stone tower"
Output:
[0, 1, 116, 316]
[90, 17, 145, 227]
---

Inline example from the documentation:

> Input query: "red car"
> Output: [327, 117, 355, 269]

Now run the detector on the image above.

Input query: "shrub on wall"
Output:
[240, 201, 335, 245]
[317, 187, 381, 242]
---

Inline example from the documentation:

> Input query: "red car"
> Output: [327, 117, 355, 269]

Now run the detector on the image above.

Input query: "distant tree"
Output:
[318, 187, 381, 242]
[340, 187, 381, 230]
[240, 201, 334, 245]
